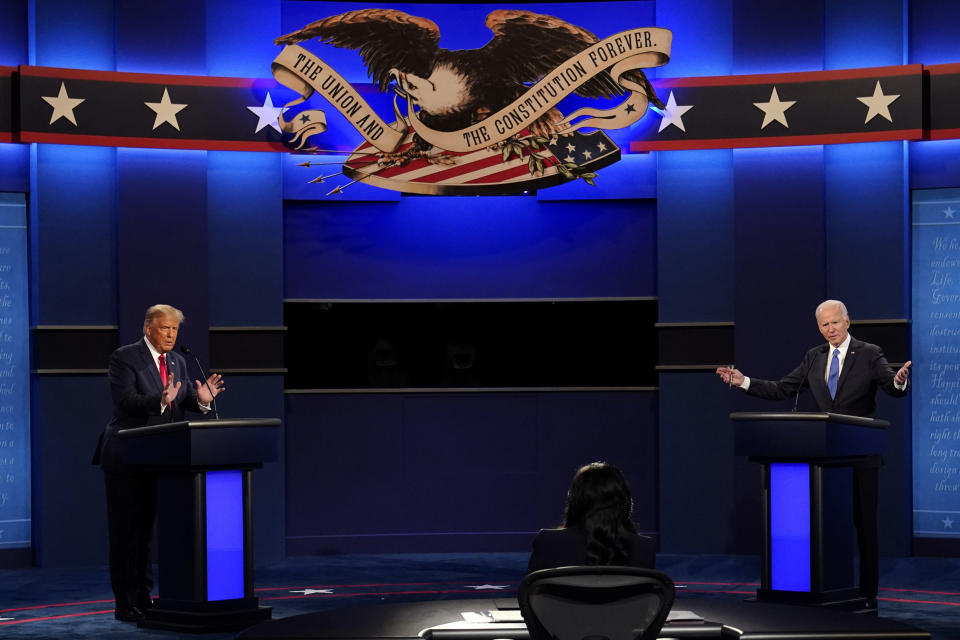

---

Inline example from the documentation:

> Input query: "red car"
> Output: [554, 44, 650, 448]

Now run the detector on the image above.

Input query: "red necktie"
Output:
[159, 353, 168, 386]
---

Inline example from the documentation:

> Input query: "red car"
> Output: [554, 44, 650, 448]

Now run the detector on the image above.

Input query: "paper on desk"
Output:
[483, 610, 524, 622]
[666, 609, 704, 623]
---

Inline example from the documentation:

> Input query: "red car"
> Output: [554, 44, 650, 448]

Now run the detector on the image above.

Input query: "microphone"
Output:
[792, 352, 818, 413]
[181, 345, 220, 420]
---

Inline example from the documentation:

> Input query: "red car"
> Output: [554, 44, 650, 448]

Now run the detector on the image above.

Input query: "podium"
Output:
[731, 412, 887, 608]
[116, 418, 280, 632]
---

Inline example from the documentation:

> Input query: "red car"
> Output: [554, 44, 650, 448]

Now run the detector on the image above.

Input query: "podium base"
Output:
[139, 603, 272, 633]
[754, 588, 875, 614]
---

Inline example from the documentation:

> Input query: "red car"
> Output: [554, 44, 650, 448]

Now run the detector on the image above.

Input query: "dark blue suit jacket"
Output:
[526, 525, 656, 574]
[92, 339, 203, 472]
[744, 337, 906, 418]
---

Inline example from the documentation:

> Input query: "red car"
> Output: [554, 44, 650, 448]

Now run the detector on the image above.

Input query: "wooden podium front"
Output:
[116, 418, 280, 632]
[731, 412, 887, 608]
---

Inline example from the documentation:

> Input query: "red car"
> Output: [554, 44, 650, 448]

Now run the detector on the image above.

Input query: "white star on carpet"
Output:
[290, 588, 334, 595]
[655, 91, 693, 133]
[754, 87, 796, 129]
[943, 206, 955, 219]
[465, 584, 508, 590]
[42, 82, 85, 126]
[145, 88, 188, 131]
[247, 92, 286, 133]
[857, 81, 899, 124]
[944, 516, 954, 529]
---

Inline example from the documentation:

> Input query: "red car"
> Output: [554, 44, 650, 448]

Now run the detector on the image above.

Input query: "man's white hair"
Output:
[815, 299, 848, 321]
[143, 304, 184, 331]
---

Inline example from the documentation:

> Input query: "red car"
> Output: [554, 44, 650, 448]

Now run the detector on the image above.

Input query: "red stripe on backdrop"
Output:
[630, 129, 923, 151]
[20, 65, 274, 88]
[655, 65, 922, 88]
[18, 132, 289, 151]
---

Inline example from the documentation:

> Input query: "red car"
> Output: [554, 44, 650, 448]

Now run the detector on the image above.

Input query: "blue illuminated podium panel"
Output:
[731, 412, 887, 608]
[117, 418, 279, 632]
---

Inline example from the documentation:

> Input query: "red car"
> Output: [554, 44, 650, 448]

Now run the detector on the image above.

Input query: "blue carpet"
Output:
[0, 553, 957, 639]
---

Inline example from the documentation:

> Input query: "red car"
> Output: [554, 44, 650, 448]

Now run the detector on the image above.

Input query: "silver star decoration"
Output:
[656, 91, 693, 133]
[754, 87, 796, 129]
[247, 92, 286, 133]
[465, 584, 508, 590]
[42, 82, 85, 126]
[944, 516, 954, 529]
[857, 81, 899, 124]
[145, 88, 188, 131]
[597, 142, 607, 152]
[290, 588, 334, 595]
[944, 206, 955, 219]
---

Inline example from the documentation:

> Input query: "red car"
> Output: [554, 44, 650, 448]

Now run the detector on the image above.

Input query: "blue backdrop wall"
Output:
[0, 0, 957, 568]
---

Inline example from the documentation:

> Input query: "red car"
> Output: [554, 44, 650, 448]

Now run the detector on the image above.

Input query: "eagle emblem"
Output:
[272, 9, 671, 195]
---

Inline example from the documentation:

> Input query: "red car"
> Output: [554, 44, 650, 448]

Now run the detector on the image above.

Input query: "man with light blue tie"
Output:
[716, 299, 911, 606]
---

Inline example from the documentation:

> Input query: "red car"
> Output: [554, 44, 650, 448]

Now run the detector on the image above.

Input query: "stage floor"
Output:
[235, 596, 930, 640]
[0, 553, 956, 639]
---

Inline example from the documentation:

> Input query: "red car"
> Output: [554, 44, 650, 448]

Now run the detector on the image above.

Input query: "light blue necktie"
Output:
[827, 348, 840, 399]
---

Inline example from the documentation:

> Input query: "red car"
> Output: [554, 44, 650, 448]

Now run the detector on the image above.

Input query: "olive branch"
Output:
[490, 135, 598, 186]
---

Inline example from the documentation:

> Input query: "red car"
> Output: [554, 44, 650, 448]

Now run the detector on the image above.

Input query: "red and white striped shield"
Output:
[341, 127, 620, 195]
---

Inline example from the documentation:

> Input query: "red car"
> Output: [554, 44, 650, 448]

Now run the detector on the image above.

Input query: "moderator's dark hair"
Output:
[562, 461, 637, 565]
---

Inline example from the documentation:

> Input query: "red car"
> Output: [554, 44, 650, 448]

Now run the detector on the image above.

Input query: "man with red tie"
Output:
[716, 300, 911, 607]
[92, 304, 225, 622]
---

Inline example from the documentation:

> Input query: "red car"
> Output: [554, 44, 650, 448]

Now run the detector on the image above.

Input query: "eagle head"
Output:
[390, 63, 474, 117]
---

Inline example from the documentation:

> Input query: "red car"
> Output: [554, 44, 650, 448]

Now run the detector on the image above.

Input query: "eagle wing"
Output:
[480, 10, 663, 107]
[275, 9, 441, 92]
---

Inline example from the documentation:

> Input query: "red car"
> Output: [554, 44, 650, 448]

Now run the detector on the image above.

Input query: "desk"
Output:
[237, 597, 929, 640]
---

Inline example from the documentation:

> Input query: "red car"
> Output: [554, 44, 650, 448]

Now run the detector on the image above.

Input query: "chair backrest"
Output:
[518, 566, 675, 640]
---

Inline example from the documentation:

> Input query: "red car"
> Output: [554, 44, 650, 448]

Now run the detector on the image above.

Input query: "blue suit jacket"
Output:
[745, 337, 906, 418]
[92, 339, 203, 472]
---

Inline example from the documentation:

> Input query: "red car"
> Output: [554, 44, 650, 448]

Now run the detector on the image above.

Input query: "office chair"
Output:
[518, 566, 675, 640]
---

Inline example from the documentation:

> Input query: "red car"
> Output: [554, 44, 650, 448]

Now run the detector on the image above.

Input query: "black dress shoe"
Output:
[114, 606, 144, 622]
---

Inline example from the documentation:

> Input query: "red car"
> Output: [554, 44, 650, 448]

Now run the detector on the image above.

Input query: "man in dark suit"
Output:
[716, 299, 910, 607]
[92, 304, 225, 622]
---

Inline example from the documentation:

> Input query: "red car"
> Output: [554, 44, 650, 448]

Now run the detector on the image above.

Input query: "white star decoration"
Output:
[944, 516, 954, 529]
[582, 149, 593, 159]
[465, 584, 508, 590]
[656, 91, 693, 133]
[754, 87, 796, 129]
[247, 92, 286, 133]
[945, 207, 956, 219]
[596, 142, 607, 152]
[857, 81, 899, 124]
[290, 588, 334, 595]
[145, 88, 188, 131]
[565, 142, 576, 153]
[42, 82, 85, 126]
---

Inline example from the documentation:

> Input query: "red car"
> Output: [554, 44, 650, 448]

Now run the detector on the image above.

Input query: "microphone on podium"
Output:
[793, 354, 817, 413]
[181, 345, 221, 420]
